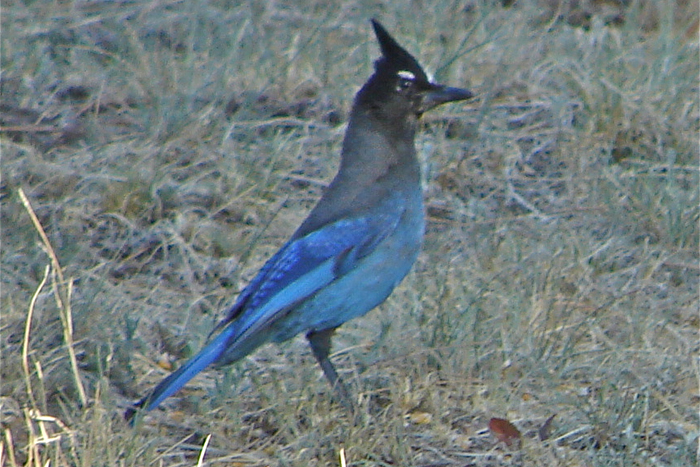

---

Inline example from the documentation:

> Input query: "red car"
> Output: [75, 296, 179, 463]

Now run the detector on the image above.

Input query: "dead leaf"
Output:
[489, 417, 521, 447]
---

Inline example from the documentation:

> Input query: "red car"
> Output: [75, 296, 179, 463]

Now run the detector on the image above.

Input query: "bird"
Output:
[126, 19, 472, 420]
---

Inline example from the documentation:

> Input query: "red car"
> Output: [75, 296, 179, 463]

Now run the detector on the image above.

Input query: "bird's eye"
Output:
[397, 77, 414, 91]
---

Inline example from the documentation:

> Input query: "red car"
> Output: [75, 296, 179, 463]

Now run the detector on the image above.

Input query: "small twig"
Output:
[196, 434, 212, 467]
[18, 189, 65, 287]
[18, 188, 87, 407]
[3, 424, 18, 467]
[0, 125, 58, 133]
[22, 265, 50, 411]
[503, 147, 553, 223]
[150, 434, 196, 466]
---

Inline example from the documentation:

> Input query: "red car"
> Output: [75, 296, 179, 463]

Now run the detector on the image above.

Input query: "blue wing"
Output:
[136, 195, 405, 413]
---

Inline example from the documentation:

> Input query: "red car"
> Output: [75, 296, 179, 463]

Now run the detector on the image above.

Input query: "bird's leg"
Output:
[307, 328, 355, 411]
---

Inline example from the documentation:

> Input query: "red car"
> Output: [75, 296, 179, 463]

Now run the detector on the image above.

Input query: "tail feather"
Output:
[126, 324, 237, 422]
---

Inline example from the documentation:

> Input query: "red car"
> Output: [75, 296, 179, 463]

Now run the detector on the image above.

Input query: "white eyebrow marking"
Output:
[397, 70, 415, 80]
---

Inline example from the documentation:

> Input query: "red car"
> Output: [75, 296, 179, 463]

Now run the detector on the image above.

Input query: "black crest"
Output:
[370, 19, 429, 83]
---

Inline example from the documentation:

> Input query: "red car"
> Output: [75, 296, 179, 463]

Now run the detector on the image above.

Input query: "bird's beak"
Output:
[420, 84, 473, 113]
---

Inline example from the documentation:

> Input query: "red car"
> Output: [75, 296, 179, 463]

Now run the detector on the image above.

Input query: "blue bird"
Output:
[127, 19, 472, 419]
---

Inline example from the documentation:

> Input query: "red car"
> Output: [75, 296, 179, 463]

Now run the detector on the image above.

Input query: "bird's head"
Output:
[356, 20, 473, 120]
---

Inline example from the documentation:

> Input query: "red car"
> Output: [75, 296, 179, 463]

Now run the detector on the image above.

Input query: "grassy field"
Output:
[2, 0, 698, 465]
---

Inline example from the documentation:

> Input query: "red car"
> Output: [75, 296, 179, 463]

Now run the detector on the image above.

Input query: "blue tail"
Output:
[129, 324, 239, 419]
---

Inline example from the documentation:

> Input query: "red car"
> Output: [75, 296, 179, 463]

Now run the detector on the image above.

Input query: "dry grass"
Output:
[1, 0, 698, 466]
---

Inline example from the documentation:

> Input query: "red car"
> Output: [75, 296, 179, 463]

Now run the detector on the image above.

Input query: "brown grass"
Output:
[2, 0, 698, 465]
